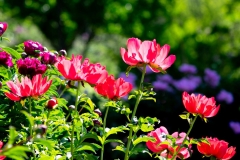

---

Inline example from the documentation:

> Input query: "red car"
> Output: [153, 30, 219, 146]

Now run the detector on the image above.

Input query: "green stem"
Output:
[28, 98, 33, 137]
[59, 87, 67, 97]
[171, 115, 198, 160]
[124, 65, 146, 160]
[71, 82, 82, 160]
[46, 110, 51, 126]
[100, 106, 110, 160]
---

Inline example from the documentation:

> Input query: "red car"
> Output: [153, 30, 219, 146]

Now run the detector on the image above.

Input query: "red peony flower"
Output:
[120, 38, 176, 72]
[16, 57, 47, 77]
[197, 137, 236, 160]
[0, 51, 13, 67]
[5, 74, 52, 101]
[0, 22, 8, 37]
[182, 91, 220, 118]
[0, 141, 6, 160]
[24, 40, 44, 57]
[55, 55, 108, 85]
[94, 75, 133, 100]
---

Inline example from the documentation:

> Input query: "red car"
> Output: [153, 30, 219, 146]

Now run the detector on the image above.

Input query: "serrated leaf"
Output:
[133, 136, 155, 146]
[104, 139, 124, 145]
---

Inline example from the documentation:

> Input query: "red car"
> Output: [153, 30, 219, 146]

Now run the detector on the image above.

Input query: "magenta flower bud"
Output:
[35, 124, 47, 135]
[0, 51, 13, 67]
[24, 40, 44, 57]
[40, 51, 57, 65]
[46, 98, 58, 109]
[94, 108, 102, 116]
[59, 49, 67, 56]
[68, 105, 75, 110]
[93, 119, 101, 126]
[0, 22, 8, 36]
[17, 57, 47, 77]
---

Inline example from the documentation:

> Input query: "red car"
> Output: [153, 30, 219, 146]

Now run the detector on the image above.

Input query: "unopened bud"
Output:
[59, 49, 67, 56]
[93, 119, 101, 126]
[0, 81, 2, 89]
[35, 124, 47, 135]
[68, 105, 75, 110]
[94, 108, 102, 116]
[46, 98, 58, 109]
[21, 52, 28, 59]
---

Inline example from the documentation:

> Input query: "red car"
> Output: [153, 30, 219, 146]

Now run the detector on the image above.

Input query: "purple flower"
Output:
[24, 40, 44, 57]
[156, 74, 173, 83]
[229, 121, 240, 134]
[153, 81, 171, 91]
[204, 68, 220, 87]
[179, 63, 197, 74]
[173, 76, 201, 92]
[0, 51, 13, 67]
[17, 57, 47, 77]
[119, 72, 137, 89]
[40, 51, 57, 65]
[145, 65, 153, 74]
[216, 89, 234, 104]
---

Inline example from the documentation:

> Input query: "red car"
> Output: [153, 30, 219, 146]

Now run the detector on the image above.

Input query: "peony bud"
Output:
[68, 105, 75, 110]
[94, 108, 102, 116]
[0, 22, 8, 36]
[93, 119, 101, 126]
[35, 124, 47, 135]
[46, 98, 58, 109]
[0, 81, 2, 89]
[59, 49, 67, 56]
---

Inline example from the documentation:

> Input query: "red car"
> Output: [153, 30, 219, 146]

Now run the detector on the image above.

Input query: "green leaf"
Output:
[179, 114, 187, 119]
[8, 126, 18, 145]
[97, 136, 103, 145]
[2, 146, 31, 160]
[141, 97, 156, 102]
[79, 97, 95, 111]
[80, 132, 99, 144]
[34, 138, 55, 150]
[133, 136, 155, 146]
[130, 147, 152, 157]
[104, 139, 124, 145]
[1, 46, 21, 59]
[112, 145, 126, 153]
[76, 142, 101, 153]
[105, 126, 128, 138]
[20, 110, 34, 127]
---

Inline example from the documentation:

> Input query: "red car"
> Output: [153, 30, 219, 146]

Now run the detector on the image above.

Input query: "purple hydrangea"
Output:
[204, 68, 220, 87]
[40, 51, 57, 65]
[17, 57, 47, 77]
[178, 63, 197, 74]
[173, 76, 201, 92]
[24, 40, 44, 57]
[216, 89, 234, 104]
[229, 121, 240, 134]
[0, 51, 13, 67]
[119, 72, 137, 89]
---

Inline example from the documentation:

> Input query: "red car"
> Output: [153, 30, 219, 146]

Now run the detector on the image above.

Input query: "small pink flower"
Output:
[121, 38, 176, 72]
[0, 22, 8, 36]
